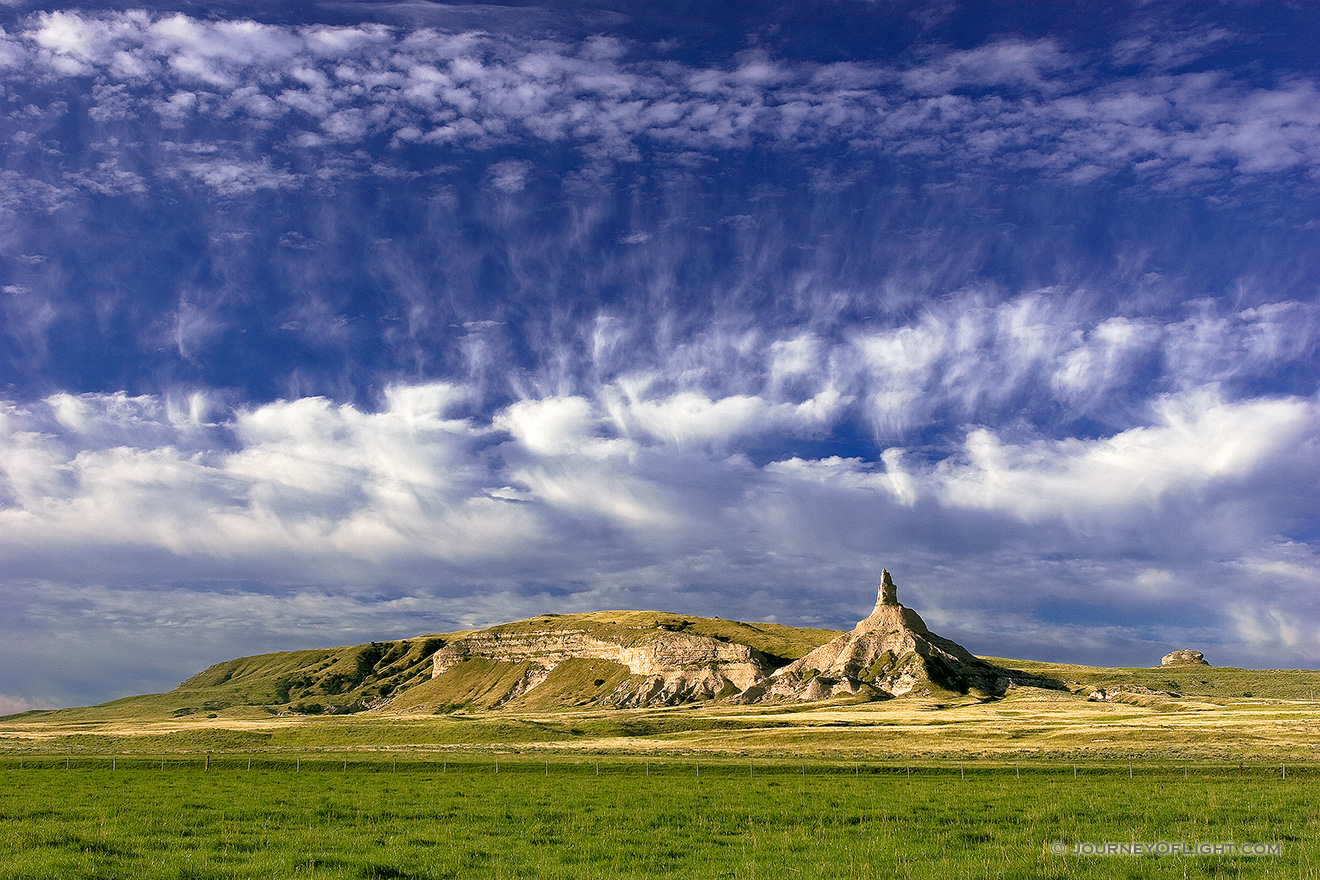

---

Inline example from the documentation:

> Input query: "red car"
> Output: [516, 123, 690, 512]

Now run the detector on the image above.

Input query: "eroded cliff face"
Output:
[430, 621, 775, 708]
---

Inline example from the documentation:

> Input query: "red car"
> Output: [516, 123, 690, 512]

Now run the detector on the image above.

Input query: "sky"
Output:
[1, 0, 1318, 711]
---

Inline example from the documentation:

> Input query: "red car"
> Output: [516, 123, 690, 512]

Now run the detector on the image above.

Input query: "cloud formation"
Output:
[4, 299, 1317, 702]
[1, 1, 1317, 709]
[1, 10, 1317, 200]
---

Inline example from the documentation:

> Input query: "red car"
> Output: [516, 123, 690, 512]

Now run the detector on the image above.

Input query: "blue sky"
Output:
[1, 0, 1318, 710]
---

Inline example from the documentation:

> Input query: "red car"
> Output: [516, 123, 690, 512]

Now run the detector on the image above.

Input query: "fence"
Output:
[0, 755, 1307, 780]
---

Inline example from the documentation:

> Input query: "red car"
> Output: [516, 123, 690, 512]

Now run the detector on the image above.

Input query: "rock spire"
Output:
[742, 569, 1049, 702]
[878, 569, 898, 606]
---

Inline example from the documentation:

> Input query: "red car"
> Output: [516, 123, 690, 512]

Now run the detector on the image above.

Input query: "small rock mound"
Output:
[1161, 649, 1209, 667]
[1088, 684, 1181, 702]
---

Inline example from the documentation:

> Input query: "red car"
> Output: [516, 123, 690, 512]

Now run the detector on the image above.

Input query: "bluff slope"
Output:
[391, 611, 835, 711]
[157, 612, 835, 717]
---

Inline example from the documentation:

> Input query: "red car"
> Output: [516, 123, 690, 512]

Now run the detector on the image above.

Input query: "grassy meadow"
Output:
[5, 622, 1320, 878]
[6, 681, 1320, 764]
[1, 757, 1315, 879]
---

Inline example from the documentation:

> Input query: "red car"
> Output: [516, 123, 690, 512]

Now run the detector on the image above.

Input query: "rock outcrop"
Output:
[1161, 649, 1209, 667]
[743, 570, 1048, 701]
[1088, 684, 1182, 701]
[430, 619, 776, 708]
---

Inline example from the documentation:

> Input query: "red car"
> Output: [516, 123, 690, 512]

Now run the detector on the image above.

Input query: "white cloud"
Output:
[0, 26, 28, 69]
[0, 693, 55, 714]
[514, 461, 677, 529]
[6, 12, 1318, 194]
[902, 38, 1070, 93]
[497, 396, 601, 456]
[932, 390, 1318, 522]
[488, 158, 532, 193]
[3, 379, 1313, 577]
[167, 155, 301, 194]
[839, 293, 1320, 434]
[1051, 316, 1161, 405]
[28, 10, 146, 75]
[605, 389, 839, 448]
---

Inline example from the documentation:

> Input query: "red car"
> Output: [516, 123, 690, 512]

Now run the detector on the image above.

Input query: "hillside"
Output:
[11, 611, 840, 723]
[984, 657, 1320, 703]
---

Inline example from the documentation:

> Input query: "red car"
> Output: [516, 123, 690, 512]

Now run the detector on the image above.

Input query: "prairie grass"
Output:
[0, 759, 1314, 879]
[8, 688, 1320, 763]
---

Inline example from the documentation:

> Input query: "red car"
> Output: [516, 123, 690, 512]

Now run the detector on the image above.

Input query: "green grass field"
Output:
[6, 620, 1319, 878]
[1, 758, 1314, 879]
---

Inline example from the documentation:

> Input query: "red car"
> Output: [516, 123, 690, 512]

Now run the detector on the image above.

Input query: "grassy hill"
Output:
[8, 611, 840, 723]
[6, 636, 451, 724]
[984, 657, 1320, 702]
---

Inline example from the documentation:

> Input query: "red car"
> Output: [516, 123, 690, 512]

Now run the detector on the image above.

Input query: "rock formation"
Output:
[1161, 649, 1209, 667]
[416, 571, 1065, 709]
[429, 618, 776, 708]
[742, 570, 1040, 701]
[1087, 684, 1181, 702]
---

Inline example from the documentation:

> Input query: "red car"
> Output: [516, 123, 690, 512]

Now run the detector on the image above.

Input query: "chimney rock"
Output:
[877, 569, 898, 607]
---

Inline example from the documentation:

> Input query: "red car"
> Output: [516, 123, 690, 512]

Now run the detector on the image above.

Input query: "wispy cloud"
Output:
[3, 11, 1317, 197]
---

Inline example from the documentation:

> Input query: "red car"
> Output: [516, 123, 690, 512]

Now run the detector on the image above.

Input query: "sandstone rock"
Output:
[1161, 649, 1209, 666]
[1088, 684, 1182, 701]
[430, 620, 774, 708]
[750, 570, 1042, 702]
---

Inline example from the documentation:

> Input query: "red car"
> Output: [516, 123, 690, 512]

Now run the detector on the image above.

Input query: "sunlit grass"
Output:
[0, 759, 1314, 879]
[7, 687, 1320, 764]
